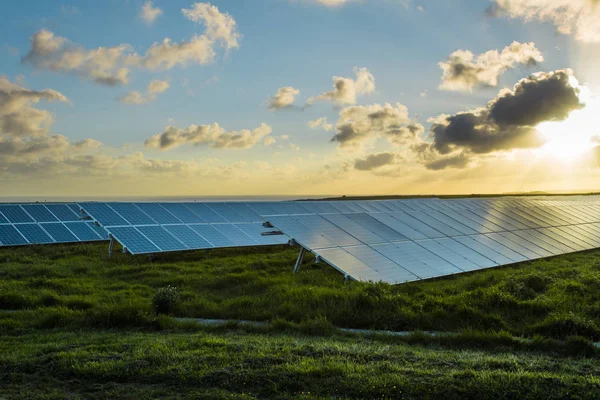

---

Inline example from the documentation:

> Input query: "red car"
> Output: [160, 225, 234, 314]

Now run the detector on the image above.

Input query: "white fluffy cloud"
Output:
[308, 67, 375, 106]
[268, 87, 300, 110]
[489, 0, 600, 43]
[22, 3, 240, 85]
[331, 102, 423, 147]
[182, 2, 241, 50]
[0, 77, 68, 137]
[119, 79, 170, 104]
[140, 1, 163, 24]
[439, 41, 544, 92]
[307, 117, 334, 131]
[145, 122, 273, 150]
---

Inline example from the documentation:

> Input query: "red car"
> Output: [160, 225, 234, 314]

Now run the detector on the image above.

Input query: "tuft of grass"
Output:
[152, 285, 180, 316]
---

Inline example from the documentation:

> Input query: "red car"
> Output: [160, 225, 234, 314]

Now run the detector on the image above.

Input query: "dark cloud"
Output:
[431, 69, 583, 154]
[354, 152, 397, 171]
[330, 103, 422, 147]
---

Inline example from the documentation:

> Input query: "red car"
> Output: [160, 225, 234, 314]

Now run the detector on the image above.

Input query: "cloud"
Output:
[431, 69, 584, 155]
[308, 117, 333, 131]
[0, 77, 69, 137]
[22, 4, 240, 85]
[439, 41, 544, 92]
[354, 152, 398, 170]
[264, 136, 277, 146]
[182, 2, 241, 50]
[22, 30, 132, 86]
[268, 87, 300, 110]
[488, 0, 600, 43]
[140, 1, 163, 24]
[308, 67, 375, 106]
[144, 122, 273, 150]
[119, 79, 170, 104]
[331, 102, 423, 147]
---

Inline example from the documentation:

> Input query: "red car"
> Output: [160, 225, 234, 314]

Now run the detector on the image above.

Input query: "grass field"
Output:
[2, 242, 600, 398]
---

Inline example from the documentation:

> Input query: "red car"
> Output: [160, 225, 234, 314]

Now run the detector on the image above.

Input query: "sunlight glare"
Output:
[537, 94, 599, 162]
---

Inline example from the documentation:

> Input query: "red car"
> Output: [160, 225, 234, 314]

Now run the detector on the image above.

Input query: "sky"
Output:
[1, 0, 600, 198]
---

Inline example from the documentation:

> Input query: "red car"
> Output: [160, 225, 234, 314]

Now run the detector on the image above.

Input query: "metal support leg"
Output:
[108, 236, 115, 257]
[293, 247, 306, 273]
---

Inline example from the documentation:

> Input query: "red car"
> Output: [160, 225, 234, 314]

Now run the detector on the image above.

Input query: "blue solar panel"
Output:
[20, 205, 58, 222]
[135, 203, 182, 224]
[235, 223, 289, 245]
[87, 222, 108, 239]
[227, 203, 263, 223]
[344, 213, 409, 242]
[136, 226, 188, 251]
[160, 203, 205, 223]
[163, 225, 213, 249]
[64, 222, 104, 241]
[15, 223, 54, 244]
[183, 203, 227, 223]
[109, 226, 160, 254]
[0, 225, 28, 245]
[189, 224, 235, 247]
[107, 203, 156, 225]
[45, 204, 80, 222]
[213, 224, 258, 246]
[205, 203, 245, 223]
[67, 204, 82, 216]
[40, 223, 79, 243]
[0, 205, 34, 223]
[80, 203, 129, 227]
[0, 211, 8, 224]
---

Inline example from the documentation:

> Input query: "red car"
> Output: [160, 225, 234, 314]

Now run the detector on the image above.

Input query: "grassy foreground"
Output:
[2, 243, 600, 398]
[3, 328, 600, 399]
[2, 243, 600, 338]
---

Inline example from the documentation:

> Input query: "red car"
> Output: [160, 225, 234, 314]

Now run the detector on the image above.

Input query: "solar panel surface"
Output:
[0, 203, 108, 247]
[264, 196, 600, 284]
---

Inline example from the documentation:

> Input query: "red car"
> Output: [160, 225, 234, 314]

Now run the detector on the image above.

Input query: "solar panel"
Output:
[64, 222, 104, 242]
[15, 223, 54, 244]
[71, 196, 600, 283]
[163, 225, 213, 249]
[109, 226, 161, 254]
[0, 205, 34, 223]
[136, 226, 188, 252]
[80, 203, 129, 226]
[107, 203, 156, 225]
[188, 224, 234, 247]
[20, 205, 58, 222]
[0, 225, 28, 245]
[40, 223, 79, 243]
[0, 203, 108, 248]
[0, 211, 8, 224]
[45, 204, 80, 222]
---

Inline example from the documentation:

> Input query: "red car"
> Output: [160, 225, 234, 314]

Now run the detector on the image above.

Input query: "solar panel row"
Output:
[266, 197, 600, 284]
[0, 203, 107, 247]
[79, 202, 290, 255]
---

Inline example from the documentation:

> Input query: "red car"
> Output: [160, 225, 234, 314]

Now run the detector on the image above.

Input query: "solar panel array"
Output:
[79, 202, 290, 255]
[0, 204, 107, 247]
[265, 196, 600, 284]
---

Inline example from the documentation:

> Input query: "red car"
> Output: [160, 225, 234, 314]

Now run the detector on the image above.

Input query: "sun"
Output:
[536, 95, 599, 162]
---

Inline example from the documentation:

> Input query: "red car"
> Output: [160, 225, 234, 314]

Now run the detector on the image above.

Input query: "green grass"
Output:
[3, 328, 600, 399]
[3, 243, 600, 398]
[3, 243, 600, 339]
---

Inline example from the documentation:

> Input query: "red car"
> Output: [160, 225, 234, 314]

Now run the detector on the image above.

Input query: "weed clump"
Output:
[152, 285, 180, 316]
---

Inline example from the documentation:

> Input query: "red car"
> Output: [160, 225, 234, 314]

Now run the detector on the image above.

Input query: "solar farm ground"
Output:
[2, 243, 600, 398]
